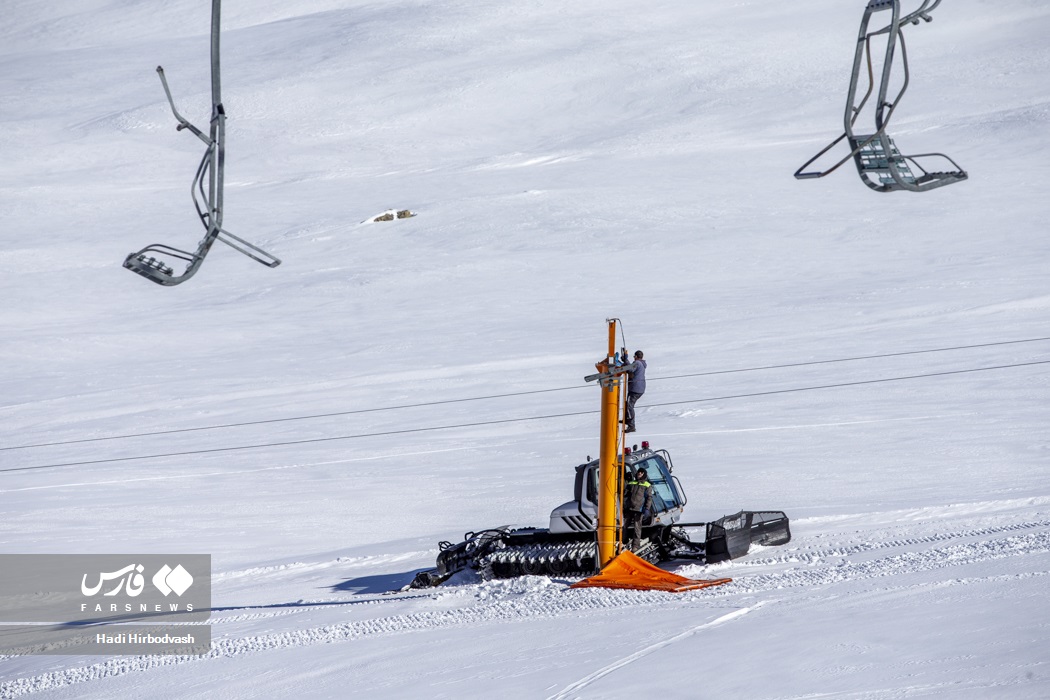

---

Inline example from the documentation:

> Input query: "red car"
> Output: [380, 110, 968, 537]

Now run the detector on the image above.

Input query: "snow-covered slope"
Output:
[2, 0, 1049, 697]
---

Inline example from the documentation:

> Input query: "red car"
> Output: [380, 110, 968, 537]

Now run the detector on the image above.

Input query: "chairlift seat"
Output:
[850, 134, 918, 189]
[794, 0, 967, 193]
[851, 133, 967, 191]
[123, 0, 280, 287]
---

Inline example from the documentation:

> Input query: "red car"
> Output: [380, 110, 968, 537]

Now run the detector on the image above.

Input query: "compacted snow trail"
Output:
[4, 503, 1047, 698]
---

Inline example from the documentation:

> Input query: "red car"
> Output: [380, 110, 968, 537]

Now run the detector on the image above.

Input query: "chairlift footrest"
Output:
[123, 253, 177, 285]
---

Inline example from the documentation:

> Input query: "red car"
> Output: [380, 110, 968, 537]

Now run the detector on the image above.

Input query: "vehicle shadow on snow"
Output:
[331, 569, 428, 595]
[56, 572, 434, 625]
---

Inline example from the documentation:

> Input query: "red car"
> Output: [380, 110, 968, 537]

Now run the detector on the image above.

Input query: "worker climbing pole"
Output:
[573, 320, 734, 592]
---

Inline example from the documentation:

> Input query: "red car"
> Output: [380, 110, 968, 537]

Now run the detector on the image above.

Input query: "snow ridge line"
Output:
[3, 530, 1048, 697]
[719, 530, 1050, 596]
[740, 519, 1050, 567]
[547, 603, 764, 700]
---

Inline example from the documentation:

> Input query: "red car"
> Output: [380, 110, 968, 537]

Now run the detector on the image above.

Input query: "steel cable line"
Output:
[3, 358, 1047, 475]
[3, 335, 1049, 454]
[654, 335, 1050, 381]
[0, 385, 587, 452]
[645, 359, 1050, 409]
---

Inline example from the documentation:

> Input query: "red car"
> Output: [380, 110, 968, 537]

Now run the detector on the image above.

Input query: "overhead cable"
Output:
[3, 335, 1048, 453]
[4, 358, 1047, 474]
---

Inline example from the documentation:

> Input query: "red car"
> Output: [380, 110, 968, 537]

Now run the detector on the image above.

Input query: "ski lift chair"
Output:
[124, 0, 280, 286]
[794, 0, 967, 192]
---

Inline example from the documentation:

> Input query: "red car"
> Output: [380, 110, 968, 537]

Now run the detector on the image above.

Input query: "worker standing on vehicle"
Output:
[624, 467, 654, 551]
[624, 350, 646, 433]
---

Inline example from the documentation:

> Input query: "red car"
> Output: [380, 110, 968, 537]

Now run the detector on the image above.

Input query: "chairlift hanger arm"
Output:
[794, 0, 965, 192]
[873, 27, 910, 132]
[156, 67, 210, 145]
[125, 0, 281, 286]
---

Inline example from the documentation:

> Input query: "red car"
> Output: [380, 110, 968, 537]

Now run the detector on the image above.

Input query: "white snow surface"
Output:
[2, 0, 1049, 697]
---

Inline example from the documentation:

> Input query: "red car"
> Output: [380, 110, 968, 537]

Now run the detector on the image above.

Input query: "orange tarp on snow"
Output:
[569, 550, 731, 592]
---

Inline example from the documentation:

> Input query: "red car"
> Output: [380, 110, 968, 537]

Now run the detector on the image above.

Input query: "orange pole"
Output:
[596, 319, 622, 568]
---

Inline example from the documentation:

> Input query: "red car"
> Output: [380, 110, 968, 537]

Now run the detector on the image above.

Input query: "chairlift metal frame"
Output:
[794, 0, 967, 192]
[124, 0, 280, 286]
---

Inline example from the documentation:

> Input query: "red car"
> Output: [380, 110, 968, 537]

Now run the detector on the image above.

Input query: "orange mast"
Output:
[595, 318, 624, 568]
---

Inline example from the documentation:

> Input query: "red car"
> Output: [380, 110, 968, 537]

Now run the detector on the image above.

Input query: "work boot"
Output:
[625, 425, 636, 433]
